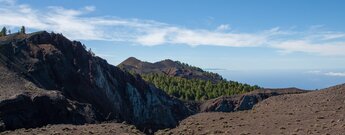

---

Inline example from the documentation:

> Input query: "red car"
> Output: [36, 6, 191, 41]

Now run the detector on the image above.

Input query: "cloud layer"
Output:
[307, 70, 345, 77]
[324, 72, 345, 77]
[1, 0, 345, 56]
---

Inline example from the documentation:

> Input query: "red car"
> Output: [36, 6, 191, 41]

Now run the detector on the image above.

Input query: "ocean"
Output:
[211, 69, 345, 90]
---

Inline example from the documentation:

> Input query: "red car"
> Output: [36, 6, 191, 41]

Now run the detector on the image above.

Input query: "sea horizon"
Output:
[208, 69, 345, 90]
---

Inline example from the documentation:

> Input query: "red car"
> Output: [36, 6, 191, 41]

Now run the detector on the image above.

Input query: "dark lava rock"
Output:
[0, 91, 99, 132]
[0, 31, 191, 132]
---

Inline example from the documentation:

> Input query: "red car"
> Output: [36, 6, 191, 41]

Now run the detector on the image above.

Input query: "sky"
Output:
[1, 0, 345, 89]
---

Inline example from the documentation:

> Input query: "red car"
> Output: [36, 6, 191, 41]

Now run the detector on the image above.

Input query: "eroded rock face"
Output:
[0, 31, 191, 132]
[200, 88, 306, 112]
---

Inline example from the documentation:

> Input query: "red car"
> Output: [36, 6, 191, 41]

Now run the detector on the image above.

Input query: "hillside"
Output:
[0, 31, 191, 133]
[157, 84, 345, 135]
[118, 57, 259, 101]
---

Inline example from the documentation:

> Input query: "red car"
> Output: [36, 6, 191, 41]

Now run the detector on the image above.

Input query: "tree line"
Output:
[0, 26, 26, 37]
[172, 61, 224, 81]
[142, 73, 260, 101]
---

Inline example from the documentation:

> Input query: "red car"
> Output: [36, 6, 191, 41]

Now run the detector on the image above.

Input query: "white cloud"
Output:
[324, 72, 345, 77]
[0, 0, 15, 5]
[321, 33, 345, 40]
[0, 0, 345, 57]
[137, 27, 268, 47]
[306, 70, 322, 74]
[174, 29, 267, 47]
[84, 6, 95, 12]
[271, 40, 345, 56]
[269, 28, 345, 56]
[306, 70, 345, 77]
[216, 24, 230, 31]
[0, 0, 271, 47]
[136, 29, 167, 46]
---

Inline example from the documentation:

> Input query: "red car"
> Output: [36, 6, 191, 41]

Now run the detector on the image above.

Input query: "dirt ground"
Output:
[156, 84, 345, 135]
[1, 123, 144, 135]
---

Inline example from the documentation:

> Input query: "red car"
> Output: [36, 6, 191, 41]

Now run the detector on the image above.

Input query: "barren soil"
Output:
[1, 123, 144, 135]
[157, 84, 345, 135]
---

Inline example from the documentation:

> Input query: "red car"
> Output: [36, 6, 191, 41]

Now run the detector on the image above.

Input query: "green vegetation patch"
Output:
[142, 73, 260, 101]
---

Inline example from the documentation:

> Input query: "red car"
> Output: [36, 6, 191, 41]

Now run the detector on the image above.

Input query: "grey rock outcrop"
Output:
[200, 88, 306, 112]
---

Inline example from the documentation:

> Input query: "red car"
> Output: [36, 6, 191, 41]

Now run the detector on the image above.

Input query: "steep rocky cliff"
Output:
[0, 32, 191, 132]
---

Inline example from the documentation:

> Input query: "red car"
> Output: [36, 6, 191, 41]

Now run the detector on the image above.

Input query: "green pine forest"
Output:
[141, 73, 260, 101]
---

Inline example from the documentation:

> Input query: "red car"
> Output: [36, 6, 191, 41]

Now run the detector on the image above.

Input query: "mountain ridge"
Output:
[118, 57, 224, 82]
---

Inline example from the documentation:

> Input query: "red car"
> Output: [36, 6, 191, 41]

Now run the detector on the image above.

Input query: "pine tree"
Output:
[0, 27, 7, 36]
[20, 26, 26, 34]
[141, 73, 260, 101]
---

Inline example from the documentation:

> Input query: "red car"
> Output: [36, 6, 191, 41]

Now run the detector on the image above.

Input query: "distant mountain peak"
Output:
[126, 56, 141, 62]
[121, 57, 142, 65]
[118, 57, 223, 82]
[160, 59, 175, 63]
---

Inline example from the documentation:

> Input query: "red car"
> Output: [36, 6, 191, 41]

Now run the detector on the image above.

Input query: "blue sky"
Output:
[1, 0, 345, 88]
